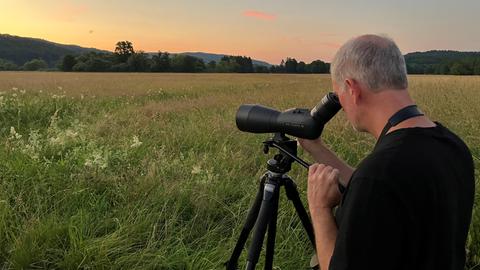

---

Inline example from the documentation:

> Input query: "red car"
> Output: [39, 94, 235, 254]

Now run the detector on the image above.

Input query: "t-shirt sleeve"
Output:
[329, 177, 406, 270]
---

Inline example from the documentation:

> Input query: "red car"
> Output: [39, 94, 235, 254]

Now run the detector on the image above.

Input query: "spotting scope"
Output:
[236, 92, 342, 139]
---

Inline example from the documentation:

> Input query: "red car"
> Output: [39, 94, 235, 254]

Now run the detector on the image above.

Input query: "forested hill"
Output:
[0, 34, 105, 66]
[1, 34, 479, 74]
[405, 50, 480, 75]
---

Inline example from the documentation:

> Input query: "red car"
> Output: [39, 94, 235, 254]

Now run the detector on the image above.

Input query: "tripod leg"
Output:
[264, 181, 280, 270]
[284, 177, 316, 249]
[226, 175, 267, 270]
[246, 177, 280, 270]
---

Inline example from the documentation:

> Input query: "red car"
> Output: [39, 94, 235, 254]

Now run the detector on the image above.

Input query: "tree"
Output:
[127, 51, 150, 72]
[473, 58, 480, 75]
[22, 59, 48, 71]
[170, 55, 202, 72]
[0, 58, 18, 70]
[207, 60, 216, 72]
[285, 58, 298, 73]
[434, 63, 449, 74]
[71, 52, 112, 72]
[254, 65, 269, 73]
[151, 52, 170, 72]
[450, 62, 469, 75]
[61, 54, 76, 71]
[308, 60, 329, 73]
[297, 61, 307, 73]
[114, 41, 135, 63]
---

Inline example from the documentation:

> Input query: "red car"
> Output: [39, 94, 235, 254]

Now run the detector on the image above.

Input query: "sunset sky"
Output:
[2, 0, 479, 64]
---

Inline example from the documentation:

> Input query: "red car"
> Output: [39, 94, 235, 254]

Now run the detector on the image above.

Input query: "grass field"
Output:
[0, 72, 478, 269]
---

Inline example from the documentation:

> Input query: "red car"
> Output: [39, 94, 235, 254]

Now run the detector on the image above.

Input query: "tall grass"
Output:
[0, 72, 478, 269]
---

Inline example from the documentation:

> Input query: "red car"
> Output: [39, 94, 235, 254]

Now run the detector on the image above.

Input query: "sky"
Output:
[1, 0, 479, 65]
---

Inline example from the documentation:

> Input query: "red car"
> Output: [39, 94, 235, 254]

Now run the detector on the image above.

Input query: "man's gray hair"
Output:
[330, 34, 408, 92]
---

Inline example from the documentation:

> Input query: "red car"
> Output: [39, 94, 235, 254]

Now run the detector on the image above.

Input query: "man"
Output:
[299, 34, 475, 270]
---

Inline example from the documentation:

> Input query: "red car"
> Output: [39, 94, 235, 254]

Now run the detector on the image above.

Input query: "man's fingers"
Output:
[329, 168, 340, 179]
[309, 163, 325, 177]
[308, 163, 319, 177]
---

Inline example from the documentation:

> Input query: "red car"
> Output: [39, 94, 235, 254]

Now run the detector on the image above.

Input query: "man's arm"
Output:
[311, 209, 338, 270]
[308, 164, 342, 270]
[299, 138, 354, 187]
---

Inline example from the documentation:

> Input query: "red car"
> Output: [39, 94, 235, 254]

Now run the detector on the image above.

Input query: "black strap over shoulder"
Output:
[378, 105, 424, 140]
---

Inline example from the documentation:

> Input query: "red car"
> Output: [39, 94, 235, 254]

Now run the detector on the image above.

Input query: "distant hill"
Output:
[405, 50, 480, 65]
[0, 34, 107, 67]
[0, 34, 273, 68]
[1, 34, 478, 74]
[404, 50, 480, 74]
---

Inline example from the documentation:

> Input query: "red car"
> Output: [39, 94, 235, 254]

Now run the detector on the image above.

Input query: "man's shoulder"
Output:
[353, 122, 472, 180]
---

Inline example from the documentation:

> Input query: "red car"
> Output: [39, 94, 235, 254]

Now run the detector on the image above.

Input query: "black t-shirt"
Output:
[329, 122, 475, 270]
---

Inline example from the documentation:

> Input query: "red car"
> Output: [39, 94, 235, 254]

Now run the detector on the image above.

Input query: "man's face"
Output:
[332, 80, 364, 132]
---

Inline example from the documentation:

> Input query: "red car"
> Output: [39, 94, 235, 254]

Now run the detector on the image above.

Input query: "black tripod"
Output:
[226, 133, 317, 270]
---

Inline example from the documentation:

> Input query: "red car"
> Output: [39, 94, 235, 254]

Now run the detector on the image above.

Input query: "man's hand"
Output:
[308, 163, 342, 215]
[298, 137, 324, 157]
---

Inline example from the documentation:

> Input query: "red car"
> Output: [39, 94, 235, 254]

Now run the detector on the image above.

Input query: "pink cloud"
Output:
[243, 10, 276, 21]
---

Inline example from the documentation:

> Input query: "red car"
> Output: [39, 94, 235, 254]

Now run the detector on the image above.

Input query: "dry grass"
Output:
[0, 72, 478, 269]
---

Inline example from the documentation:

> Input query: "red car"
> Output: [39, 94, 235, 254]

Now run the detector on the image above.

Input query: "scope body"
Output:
[236, 92, 341, 139]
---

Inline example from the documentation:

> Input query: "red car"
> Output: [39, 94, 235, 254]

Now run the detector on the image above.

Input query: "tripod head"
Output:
[263, 132, 311, 174]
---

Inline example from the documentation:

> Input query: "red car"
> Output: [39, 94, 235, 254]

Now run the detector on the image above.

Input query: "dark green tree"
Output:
[61, 54, 76, 71]
[151, 52, 170, 72]
[127, 51, 150, 72]
[0, 58, 18, 70]
[114, 41, 135, 63]
[22, 58, 48, 71]
[450, 62, 469, 75]
[473, 58, 480, 75]
[207, 60, 216, 72]
[297, 61, 307, 73]
[254, 65, 269, 73]
[307, 60, 328, 73]
[285, 58, 298, 73]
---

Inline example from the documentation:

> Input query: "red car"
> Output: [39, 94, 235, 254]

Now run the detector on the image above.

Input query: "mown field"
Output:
[0, 72, 478, 269]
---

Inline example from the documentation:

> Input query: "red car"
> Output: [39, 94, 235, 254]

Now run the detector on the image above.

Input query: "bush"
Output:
[22, 59, 48, 71]
[0, 58, 18, 71]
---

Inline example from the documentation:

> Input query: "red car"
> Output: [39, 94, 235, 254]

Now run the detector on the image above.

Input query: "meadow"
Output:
[0, 72, 478, 269]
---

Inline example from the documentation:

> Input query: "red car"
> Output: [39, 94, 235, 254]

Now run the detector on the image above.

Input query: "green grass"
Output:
[0, 72, 478, 269]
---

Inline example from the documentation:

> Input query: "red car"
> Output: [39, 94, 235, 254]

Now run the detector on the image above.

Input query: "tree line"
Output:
[2, 40, 480, 75]
[0, 41, 330, 74]
[406, 58, 480, 75]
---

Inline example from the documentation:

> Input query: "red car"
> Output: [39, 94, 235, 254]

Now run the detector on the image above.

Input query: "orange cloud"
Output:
[243, 10, 276, 21]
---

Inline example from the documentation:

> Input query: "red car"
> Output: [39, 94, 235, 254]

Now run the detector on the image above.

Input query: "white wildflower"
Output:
[65, 129, 78, 138]
[84, 150, 108, 169]
[130, 135, 143, 148]
[11, 87, 18, 91]
[20, 89, 26, 94]
[12, 93, 17, 98]
[48, 110, 60, 134]
[57, 86, 63, 90]
[22, 130, 42, 160]
[9, 127, 22, 140]
[49, 136, 65, 146]
[191, 165, 202, 175]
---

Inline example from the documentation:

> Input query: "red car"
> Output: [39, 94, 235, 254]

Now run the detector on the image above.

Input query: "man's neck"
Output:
[363, 89, 418, 139]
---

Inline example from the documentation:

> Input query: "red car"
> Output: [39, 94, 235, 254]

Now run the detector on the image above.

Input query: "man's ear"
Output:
[345, 78, 362, 105]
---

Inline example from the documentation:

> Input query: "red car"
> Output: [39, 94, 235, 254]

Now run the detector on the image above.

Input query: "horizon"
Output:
[2, 0, 479, 65]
